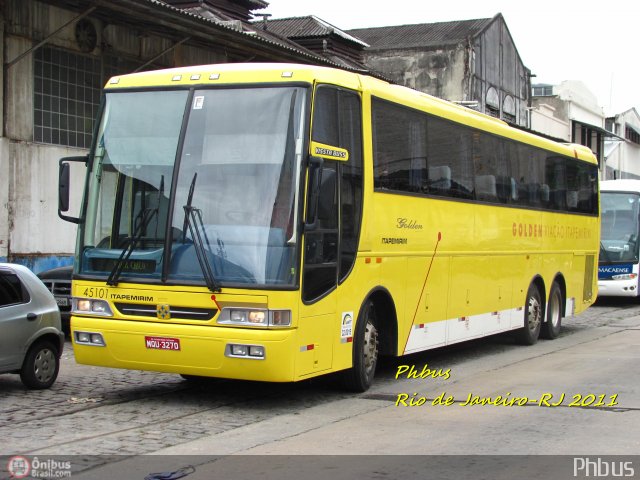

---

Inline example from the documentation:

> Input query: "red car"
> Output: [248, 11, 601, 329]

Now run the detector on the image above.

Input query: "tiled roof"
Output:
[265, 16, 369, 47]
[163, 0, 268, 11]
[246, 0, 268, 9]
[347, 17, 494, 50]
[51, 0, 388, 79]
[139, 0, 345, 65]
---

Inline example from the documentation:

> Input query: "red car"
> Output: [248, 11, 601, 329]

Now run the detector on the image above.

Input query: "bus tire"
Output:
[20, 340, 60, 389]
[516, 283, 543, 345]
[340, 300, 379, 392]
[541, 282, 563, 339]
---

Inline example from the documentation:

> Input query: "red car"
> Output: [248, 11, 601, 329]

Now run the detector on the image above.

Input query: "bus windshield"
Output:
[79, 86, 307, 288]
[600, 191, 640, 263]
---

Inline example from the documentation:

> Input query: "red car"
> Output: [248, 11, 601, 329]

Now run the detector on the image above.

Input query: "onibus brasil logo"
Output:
[6, 456, 30, 479]
[7, 456, 71, 478]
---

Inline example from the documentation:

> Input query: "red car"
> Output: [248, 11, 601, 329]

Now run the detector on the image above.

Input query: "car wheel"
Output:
[541, 282, 563, 339]
[340, 300, 379, 392]
[20, 341, 60, 389]
[515, 283, 543, 345]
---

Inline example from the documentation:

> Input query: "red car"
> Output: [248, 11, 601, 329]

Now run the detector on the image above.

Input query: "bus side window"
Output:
[540, 183, 550, 206]
[475, 175, 497, 201]
[304, 85, 363, 301]
[372, 98, 427, 194]
[303, 163, 338, 301]
[495, 176, 517, 204]
[428, 165, 451, 194]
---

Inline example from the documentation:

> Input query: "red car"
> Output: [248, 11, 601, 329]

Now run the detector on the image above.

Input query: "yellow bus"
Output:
[58, 63, 599, 391]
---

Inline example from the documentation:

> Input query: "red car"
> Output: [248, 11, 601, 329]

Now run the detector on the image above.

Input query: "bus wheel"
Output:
[340, 300, 379, 392]
[516, 283, 542, 345]
[541, 282, 563, 339]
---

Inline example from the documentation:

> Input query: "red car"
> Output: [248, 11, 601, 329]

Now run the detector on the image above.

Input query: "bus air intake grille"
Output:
[114, 303, 217, 321]
[583, 254, 595, 302]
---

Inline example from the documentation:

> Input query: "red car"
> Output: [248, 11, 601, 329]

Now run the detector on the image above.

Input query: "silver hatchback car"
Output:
[0, 263, 65, 389]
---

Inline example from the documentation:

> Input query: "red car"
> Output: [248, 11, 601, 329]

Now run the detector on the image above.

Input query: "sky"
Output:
[260, 0, 640, 116]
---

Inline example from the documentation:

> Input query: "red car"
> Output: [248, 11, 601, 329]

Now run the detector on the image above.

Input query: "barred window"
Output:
[34, 46, 102, 148]
[34, 45, 149, 149]
[626, 125, 640, 145]
[532, 85, 553, 96]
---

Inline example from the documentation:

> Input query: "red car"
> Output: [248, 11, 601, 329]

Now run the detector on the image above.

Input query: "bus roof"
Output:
[356, 74, 598, 165]
[106, 62, 598, 165]
[105, 63, 360, 90]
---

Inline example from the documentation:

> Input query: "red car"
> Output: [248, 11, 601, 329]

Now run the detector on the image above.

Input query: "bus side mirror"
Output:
[59, 162, 70, 212]
[304, 156, 324, 231]
[58, 155, 88, 224]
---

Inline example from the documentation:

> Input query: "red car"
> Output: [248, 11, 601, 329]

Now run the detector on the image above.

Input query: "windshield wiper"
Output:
[182, 172, 196, 244]
[106, 206, 158, 286]
[182, 173, 221, 292]
[107, 175, 164, 286]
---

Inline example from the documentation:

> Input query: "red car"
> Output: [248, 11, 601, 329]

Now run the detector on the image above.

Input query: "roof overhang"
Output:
[33, 0, 357, 70]
[572, 119, 624, 140]
[626, 122, 640, 137]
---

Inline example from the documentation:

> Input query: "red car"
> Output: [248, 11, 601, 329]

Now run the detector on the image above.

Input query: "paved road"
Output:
[1, 297, 639, 477]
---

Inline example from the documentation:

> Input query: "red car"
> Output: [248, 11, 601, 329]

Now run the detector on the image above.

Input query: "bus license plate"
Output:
[145, 336, 181, 351]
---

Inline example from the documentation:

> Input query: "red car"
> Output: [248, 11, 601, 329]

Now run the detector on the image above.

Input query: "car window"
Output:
[0, 272, 29, 307]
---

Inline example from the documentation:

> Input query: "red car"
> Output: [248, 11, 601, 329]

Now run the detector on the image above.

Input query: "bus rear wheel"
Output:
[541, 282, 563, 339]
[340, 300, 379, 392]
[516, 283, 542, 345]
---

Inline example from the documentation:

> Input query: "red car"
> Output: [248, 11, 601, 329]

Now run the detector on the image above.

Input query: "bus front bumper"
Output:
[597, 278, 640, 297]
[71, 316, 297, 382]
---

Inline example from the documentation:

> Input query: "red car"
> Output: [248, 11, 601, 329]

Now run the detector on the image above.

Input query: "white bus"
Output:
[598, 179, 640, 297]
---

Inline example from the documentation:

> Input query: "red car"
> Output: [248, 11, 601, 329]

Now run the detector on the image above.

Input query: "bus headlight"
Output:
[218, 308, 291, 327]
[226, 343, 265, 359]
[612, 273, 637, 280]
[72, 298, 114, 316]
[74, 331, 106, 346]
[229, 309, 267, 325]
[230, 344, 248, 356]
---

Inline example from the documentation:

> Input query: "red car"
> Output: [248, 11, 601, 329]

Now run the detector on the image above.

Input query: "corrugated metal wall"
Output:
[0, 0, 231, 272]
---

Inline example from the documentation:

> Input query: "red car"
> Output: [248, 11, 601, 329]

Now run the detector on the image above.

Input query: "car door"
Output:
[0, 270, 35, 370]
